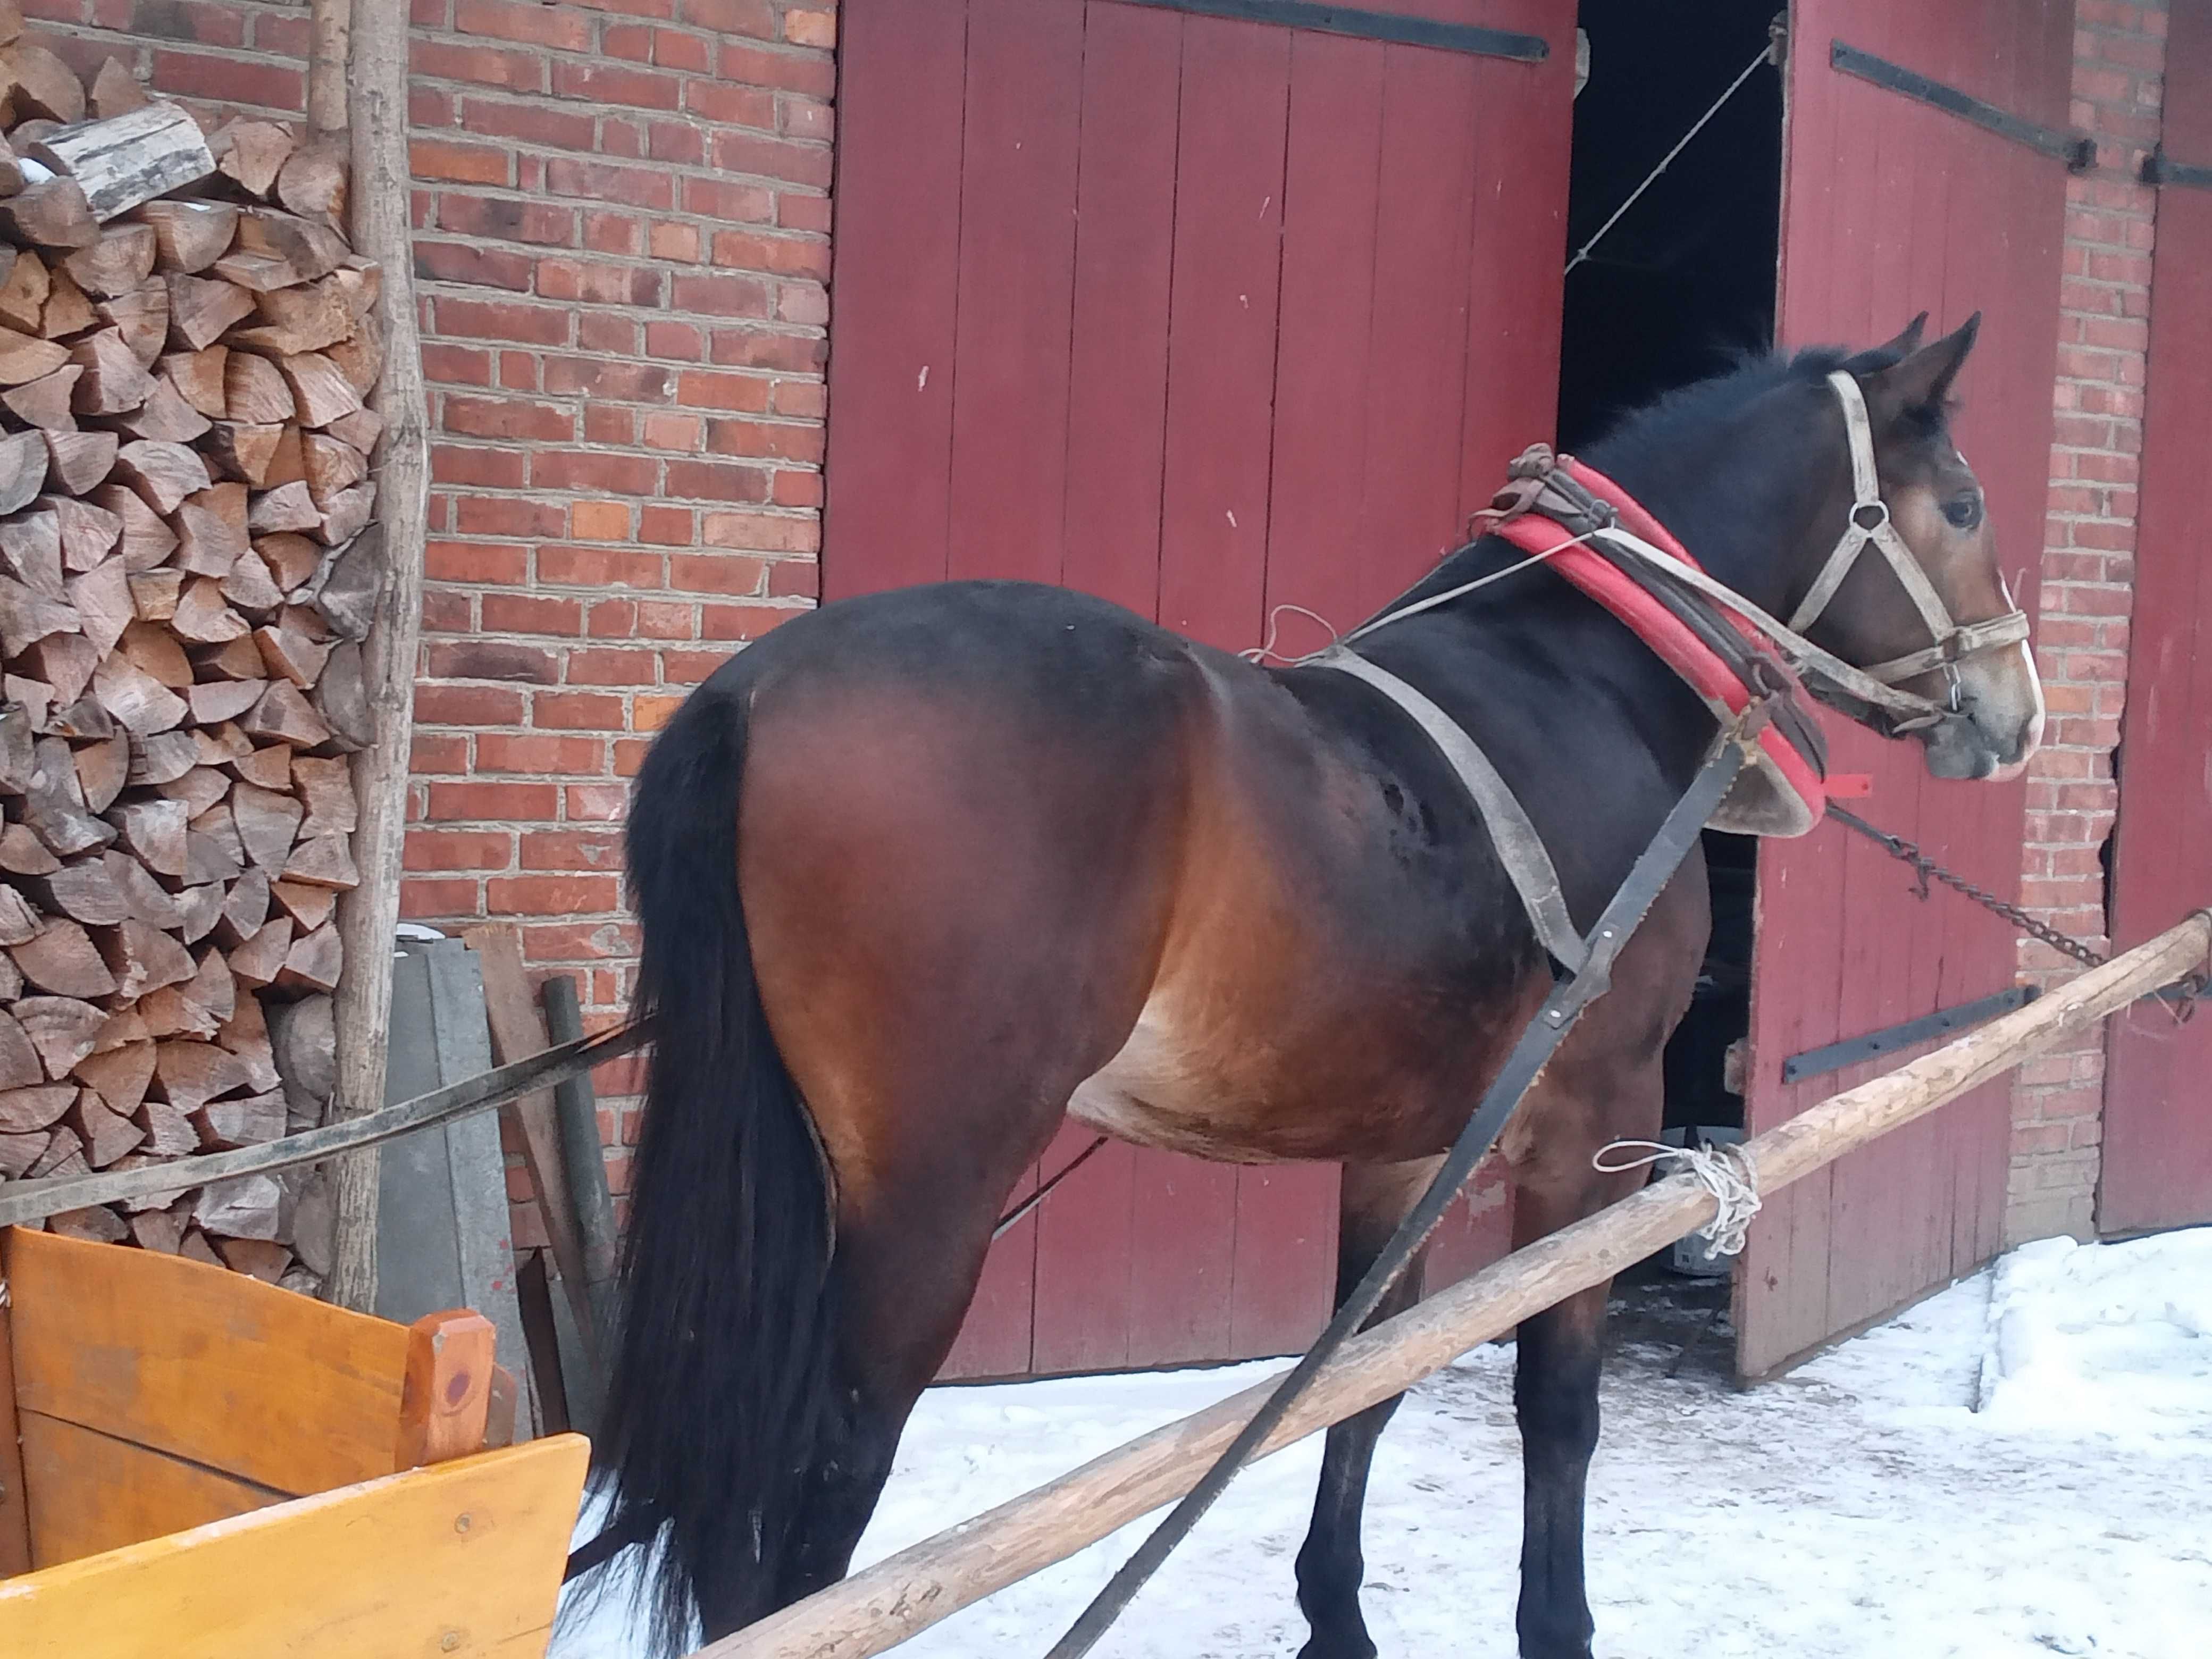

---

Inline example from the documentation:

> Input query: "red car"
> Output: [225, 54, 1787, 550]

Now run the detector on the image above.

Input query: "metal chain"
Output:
[1825, 802, 2108, 968]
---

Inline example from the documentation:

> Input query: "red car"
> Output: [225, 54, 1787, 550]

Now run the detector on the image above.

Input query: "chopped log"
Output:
[190, 1088, 283, 1150]
[206, 421, 283, 487]
[153, 1037, 251, 1115]
[20, 781, 110, 857]
[110, 372, 210, 442]
[195, 720, 254, 764]
[97, 281, 169, 368]
[220, 546, 283, 615]
[309, 525, 383, 641]
[183, 826, 241, 890]
[233, 206, 348, 284]
[31, 102, 216, 222]
[44, 693, 113, 740]
[316, 485, 373, 556]
[5, 677, 55, 739]
[13, 994, 103, 1078]
[0, 177, 96, 248]
[113, 437, 209, 515]
[0, 1082, 75, 1132]
[178, 1227, 223, 1266]
[309, 638, 371, 753]
[231, 778, 302, 872]
[2, 362, 78, 428]
[0, 247, 46, 331]
[50, 495, 121, 571]
[104, 845, 185, 927]
[292, 754, 356, 836]
[230, 742, 290, 792]
[275, 920, 341, 992]
[89, 58, 149, 121]
[156, 764, 228, 816]
[210, 119, 294, 201]
[222, 347, 291, 423]
[0, 572, 78, 657]
[72, 731, 128, 810]
[171, 577, 247, 643]
[11, 916, 118, 996]
[68, 327, 153, 414]
[136, 199, 237, 274]
[240, 678, 329, 747]
[192, 634, 263, 680]
[75, 1038, 153, 1118]
[180, 942, 234, 1022]
[234, 274, 354, 356]
[66, 558, 133, 658]
[118, 617, 190, 685]
[281, 833, 357, 891]
[218, 864, 269, 944]
[299, 431, 366, 507]
[276, 349, 362, 427]
[0, 425, 45, 513]
[215, 1236, 290, 1282]
[173, 489, 248, 575]
[139, 984, 213, 1039]
[45, 429, 117, 495]
[184, 678, 262, 725]
[0, 139, 15, 199]
[24, 854, 127, 925]
[27, 1124, 88, 1179]
[160, 343, 225, 416]
[248, 479, 320, 534]
[172, 883, 221, 948]
[0, 322, 66, 384]
[0, 953, 22, 1000]
[87, 481, 171, 571]
[90, 650, 187, 735]
[19, 634, 96, 706]
[261, 420, 305, 488]
[0, 820, 57, 875]
[255, 531, 320, 592]
[110, 795, 186, 877]
[325, 405, 381, 456]
[128, 1195, 188, 1247]
[333, 260, 380, 321]
[0, 693, 33, 784]
[125, 727, 198, 786]
[0, 1008, 37, 1088]
[61, 223, 156, 299]
[192, 1172, 286, 1241]
[97, 916, 195, 999]
[39, 265, 96, 336]
[0, 881, 38, 943]
[276, 141, 347, 224]
[322, 313, 384, 398]
[270, 876, 335, 932]
[227, 915, 291, 986]
[0, 2, 24, 49]
[47, 1203, 128, 1242]
[68, 1088, 145, 1166]
[0, 1130, 47, 1177]
[0, 506, 61, 594]
[4, 40, 87, 123]
[163, 271, 253, 354]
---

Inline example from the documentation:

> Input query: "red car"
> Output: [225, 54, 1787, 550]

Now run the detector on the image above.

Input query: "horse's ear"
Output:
[1862, 312, 1981, 423]
[1874, 312, 1929, 361]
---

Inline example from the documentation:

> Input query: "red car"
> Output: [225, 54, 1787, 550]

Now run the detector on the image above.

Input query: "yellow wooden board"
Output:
[0, 1434, 591, 1658]
[4, 1227, 412, 1496]
[19, 1411, 287, 1568]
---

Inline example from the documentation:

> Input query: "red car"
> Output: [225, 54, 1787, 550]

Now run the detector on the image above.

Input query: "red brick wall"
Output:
[2007, 0, 2167, 1244]
[24, 0, 836, 1241]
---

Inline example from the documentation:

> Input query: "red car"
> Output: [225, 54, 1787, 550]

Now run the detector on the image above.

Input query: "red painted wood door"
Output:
[2100, 5, 2212, 1235]
[1736, 0, 2073, 1378]
[826, 0, 1577, 1377]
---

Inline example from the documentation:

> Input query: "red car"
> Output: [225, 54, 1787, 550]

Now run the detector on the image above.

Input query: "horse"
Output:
[579, 314, 2042, 1659]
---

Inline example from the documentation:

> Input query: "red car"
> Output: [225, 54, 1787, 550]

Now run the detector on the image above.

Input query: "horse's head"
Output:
[1786, 314, 2044, 780]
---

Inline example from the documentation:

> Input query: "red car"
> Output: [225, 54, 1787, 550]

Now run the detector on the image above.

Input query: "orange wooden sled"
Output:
[0, 1226, 590, 1657]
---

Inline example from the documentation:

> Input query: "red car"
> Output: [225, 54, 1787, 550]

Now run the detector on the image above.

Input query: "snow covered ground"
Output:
[558, 1228, 2212, 1659]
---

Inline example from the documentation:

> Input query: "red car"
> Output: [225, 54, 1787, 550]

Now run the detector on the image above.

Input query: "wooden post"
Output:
[306, 0, 352, 141]
[704, 912, 2210, 1659]
[326, 0, 429, 1313]
[394, 1309, 496, 1470]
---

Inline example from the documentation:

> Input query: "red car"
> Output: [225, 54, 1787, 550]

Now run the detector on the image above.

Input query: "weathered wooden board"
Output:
[17, 1411, 279, 1569]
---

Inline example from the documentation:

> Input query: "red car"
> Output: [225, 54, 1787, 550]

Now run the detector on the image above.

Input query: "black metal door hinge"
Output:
[1781, 985, 2038, 1084]
[1832, 41, 2096, 172]
[2142, 145, 2212, 189]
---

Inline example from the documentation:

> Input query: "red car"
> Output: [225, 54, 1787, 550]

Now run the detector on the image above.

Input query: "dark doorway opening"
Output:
[1558, 2, 1784, 1146]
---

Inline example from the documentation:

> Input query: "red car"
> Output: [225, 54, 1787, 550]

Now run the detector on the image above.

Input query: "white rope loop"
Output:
[1593, 1136, 1764, 1259]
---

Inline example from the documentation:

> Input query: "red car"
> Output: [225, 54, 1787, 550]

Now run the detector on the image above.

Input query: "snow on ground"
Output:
[558, 1229, 2212, 1658]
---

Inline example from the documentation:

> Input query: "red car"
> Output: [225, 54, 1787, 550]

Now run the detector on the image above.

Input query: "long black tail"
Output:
[587, 673, 837, 1654]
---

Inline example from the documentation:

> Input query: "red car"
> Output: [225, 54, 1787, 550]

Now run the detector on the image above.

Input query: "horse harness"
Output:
[1308, 370, 2033, 974]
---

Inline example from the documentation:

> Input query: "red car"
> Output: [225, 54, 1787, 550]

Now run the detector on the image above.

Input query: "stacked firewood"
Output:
[0, 26, 385, 1292]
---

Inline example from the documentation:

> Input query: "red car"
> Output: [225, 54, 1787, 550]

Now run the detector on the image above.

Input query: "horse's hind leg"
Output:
[1293, 1156, 1443, 1659]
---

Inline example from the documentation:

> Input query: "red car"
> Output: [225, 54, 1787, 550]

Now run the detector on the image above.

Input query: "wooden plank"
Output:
[1226, 1162, 1335, 1361]
[0, 1436, 590, 1658]
[709, 916, 2210, 1659]
[1029, 1132, 1137, 1375]
[819, 0, 969, 598]
[2, 1226, 409, 1497]
[2103, 0, 2212, 1232]
[463, 924, 596, 1363]
[396, 1310, 497, 1470]
[0, 1300, 31, 1577]
[18, 1411, 281, 1569]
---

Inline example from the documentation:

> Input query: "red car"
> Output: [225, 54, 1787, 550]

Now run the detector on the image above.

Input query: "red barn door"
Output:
[1736, 0, 2074, 1377]
[2101, 4, 2212, 1235]
[826, 0, 1577, 1377]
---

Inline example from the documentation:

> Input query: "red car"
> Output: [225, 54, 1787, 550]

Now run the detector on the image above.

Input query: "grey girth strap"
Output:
[1309, 645, 1588, 973]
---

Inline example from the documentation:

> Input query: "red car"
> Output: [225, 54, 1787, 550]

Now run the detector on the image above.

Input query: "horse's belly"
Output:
[1067, 994, 1287, 1161]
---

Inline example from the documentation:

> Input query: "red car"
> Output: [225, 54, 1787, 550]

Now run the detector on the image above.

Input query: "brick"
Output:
[446, 395, 576, 443]
[672, 272, 773, 318]
[706, 417, 824, 463]
[700, 604, 795, 642]
[538, 259, 668, 307]
[438, 192, 577, 246]
[552, 60, 683, 110]
[477, 734, 607, 774]
[686, 78, 776, 128]
[675, 369, 772, 411]
[682, 174, 776, 223]
[435, 296, 574, 346]
[564, 784, 633, 822]
[425, 640, 562, 684]
[532, 449, 661, 495]
[665, 459, 772, 502]
[540, 544, 666, 588]
[701, 510, 818, 554]
[644, 411, 705, 451]
[425, 782, 563, 821]
[711, 130, 834, 190]
[428, 540, 531, 585]
[543, 357, 675, 401]
[407, 831, 517, 872]
[784, 9, 835, 48]
[718, 39, 837, 98]
[132, 1, 247, 48]
[455, 0, 595, 49]
[412, 138, 513, 186]
[416, 240, 536, 292]
[708, 327, 826, 372]
[548, 156, 676, 210]
[149, 49, 303, 111]
[569, 500, 633, 541]
[404, 878, 482, 918]
[433, 444, 529, 490]
[650, 222, 703, 263]
[455, 496, 569, 539]
[532, 692, 628, 731]
[565, 648, 661, 686]
[463, 95, 599, 150]
[417, 683, 529, 725]
[412, 733, 471, 775]
[633, 695, 685, 732]
[767, 559, 820, 599]
[482, 593, 586, 636]
[638, 505, 696, 545]
[521, 831, 627, 870]
[412, 39, 548, 91]
[670, 552, 767, 596]
[583, 405, 635, 446]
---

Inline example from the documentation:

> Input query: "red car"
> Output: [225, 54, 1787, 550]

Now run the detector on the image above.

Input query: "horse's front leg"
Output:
[1293, 1155, 1443, 1659]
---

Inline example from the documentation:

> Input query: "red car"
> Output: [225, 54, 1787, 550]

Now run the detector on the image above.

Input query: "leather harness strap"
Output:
[1310, 644, 1589, 973]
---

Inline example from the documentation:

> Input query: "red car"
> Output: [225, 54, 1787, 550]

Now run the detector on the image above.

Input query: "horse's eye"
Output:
[1943, 495, 1983, 530]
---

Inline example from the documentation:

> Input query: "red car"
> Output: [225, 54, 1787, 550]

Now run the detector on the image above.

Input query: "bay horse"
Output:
[582, 316, 2042, 1658]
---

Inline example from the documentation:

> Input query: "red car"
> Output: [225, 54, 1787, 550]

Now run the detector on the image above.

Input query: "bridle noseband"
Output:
[1786, 371, 2031, 725]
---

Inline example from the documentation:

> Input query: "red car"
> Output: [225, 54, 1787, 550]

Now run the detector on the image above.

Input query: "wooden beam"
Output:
[325, 0, 428, 1313]
[306, 0, 353, 141]
[395, 1309, 496, 1469]
[705, 912, 2210, 1659]
[0, 1298, 31, 1577]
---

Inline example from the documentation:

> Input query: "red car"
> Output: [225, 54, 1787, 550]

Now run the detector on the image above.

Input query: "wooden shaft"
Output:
[704, 911, 2209, 1659]
[306, 0, 353, 139]
[327, 0, 430, 1313]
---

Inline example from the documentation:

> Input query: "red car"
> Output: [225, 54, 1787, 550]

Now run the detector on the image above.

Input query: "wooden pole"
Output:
[306, 0, 353, 140]
[326, 0, 429, 1314]
[704, 911, 2209, 1659]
